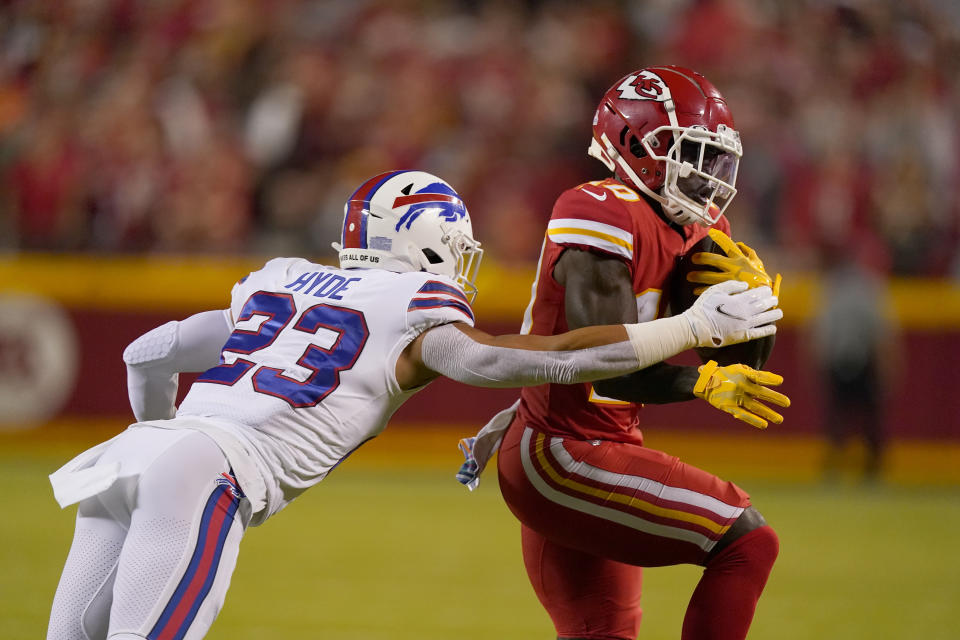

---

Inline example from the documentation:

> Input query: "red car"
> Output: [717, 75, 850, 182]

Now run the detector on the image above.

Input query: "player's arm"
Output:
[123, 309, 233, 421]
[554, 247, 702, 403]
[396, 279, 780, 390]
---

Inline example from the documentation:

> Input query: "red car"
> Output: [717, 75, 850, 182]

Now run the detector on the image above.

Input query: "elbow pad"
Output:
[123, 321, 179, 369]
[123, 310, 232, 422]
[123, 309, 232, 373]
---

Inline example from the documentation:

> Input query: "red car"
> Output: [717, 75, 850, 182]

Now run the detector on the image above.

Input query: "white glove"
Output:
[682, 280, 781, 348]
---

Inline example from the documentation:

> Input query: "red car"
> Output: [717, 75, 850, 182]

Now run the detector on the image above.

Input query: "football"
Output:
[671, 233, 776, 369]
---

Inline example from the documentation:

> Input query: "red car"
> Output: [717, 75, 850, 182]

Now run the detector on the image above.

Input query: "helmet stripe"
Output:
[342, 170, 410, 249]
[347, 169, 406, 203]
[341, 201, 368, 250]
[392, 193, 460, 208]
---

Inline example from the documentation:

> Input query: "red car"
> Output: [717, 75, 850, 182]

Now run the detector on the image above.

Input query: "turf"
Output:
[3, 447, 958, 640]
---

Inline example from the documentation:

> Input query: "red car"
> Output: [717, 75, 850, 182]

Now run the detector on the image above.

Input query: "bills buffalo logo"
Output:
[616, 72, 668, 101]
[394, 182, 467, 231]
[216, 472, 245, 499]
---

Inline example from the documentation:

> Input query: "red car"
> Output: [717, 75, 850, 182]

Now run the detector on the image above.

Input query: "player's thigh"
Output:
[498, 425, 750, 566]
[47, 495, 127, 640]
[522, 524, 643, 640]
[107, 429, 251, 639]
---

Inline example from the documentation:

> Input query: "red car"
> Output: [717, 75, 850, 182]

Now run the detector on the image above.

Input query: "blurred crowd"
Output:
[1, 0, 958, 276]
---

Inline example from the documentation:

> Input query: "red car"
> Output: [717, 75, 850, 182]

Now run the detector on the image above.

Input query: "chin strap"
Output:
[661, 199, 700, 226]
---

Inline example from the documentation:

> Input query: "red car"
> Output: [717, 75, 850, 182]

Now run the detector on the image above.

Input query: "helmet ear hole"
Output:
[629, 135, 646, 159]
[421, 248, 444, 265]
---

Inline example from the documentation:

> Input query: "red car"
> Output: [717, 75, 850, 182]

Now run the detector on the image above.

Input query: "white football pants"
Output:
[47, 427, 251, 640]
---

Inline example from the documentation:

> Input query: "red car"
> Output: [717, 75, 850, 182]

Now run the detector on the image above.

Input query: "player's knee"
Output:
[706, 522, 779, 576]
[747, 524, 779, 568]
[706, 506, 772, 563]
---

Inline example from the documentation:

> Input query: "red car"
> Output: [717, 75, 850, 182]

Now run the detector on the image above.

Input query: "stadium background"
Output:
[1, 1, 958, 638]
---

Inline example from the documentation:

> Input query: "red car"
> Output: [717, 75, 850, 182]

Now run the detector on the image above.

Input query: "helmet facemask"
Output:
[653, 123, 741, 226]
[439, 223, 483, 303]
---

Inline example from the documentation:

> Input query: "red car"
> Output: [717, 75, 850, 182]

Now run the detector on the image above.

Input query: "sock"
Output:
[681, 525, 779, 640]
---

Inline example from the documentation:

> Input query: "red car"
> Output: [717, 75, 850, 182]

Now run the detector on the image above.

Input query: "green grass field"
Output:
[3, 430, 959, 639]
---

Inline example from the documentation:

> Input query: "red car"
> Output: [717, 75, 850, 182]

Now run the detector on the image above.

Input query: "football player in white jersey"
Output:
[46, 170, 783, 640]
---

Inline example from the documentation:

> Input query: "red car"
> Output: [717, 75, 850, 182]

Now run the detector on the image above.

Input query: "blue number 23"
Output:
[197, 291, 369, 408]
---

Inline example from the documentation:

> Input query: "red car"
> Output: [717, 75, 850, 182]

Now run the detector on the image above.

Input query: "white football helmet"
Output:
[333, 170, 484, 302]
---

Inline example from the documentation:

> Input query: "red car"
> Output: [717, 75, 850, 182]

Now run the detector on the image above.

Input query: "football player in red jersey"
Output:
[458, 66, 790, 640]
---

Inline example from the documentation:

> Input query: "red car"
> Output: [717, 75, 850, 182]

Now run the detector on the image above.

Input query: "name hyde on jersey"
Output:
[284, 271, 360, 300]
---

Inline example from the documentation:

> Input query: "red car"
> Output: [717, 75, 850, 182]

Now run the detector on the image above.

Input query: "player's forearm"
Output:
[126, 369, 179, 421]
[593, 362, 700, 404]
[475, 323, 632, 352]
[419, 315, 698, 389]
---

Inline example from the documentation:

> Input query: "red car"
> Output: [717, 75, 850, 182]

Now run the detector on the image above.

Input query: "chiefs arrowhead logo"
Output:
[634, 77, 662, 98]
[616, 72, 667, 101]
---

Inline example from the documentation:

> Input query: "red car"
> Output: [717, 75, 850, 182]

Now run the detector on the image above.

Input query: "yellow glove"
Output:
[688, 229, 782, 297]
[693, 360, 790, 429]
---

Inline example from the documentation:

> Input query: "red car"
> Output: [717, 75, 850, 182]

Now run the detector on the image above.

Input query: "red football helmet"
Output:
[587, 65, 742, 226]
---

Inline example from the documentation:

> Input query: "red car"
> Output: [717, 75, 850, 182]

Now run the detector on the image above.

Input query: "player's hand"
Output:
[683, 280, 781, 348]
[688, 229, 782, 297]
[693, 360, 790, 429]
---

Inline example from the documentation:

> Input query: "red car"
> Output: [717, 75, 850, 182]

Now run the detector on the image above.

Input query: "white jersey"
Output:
[149, 258, 474, 525]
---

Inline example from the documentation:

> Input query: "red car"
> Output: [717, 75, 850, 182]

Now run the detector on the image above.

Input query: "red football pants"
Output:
[498, 422, 751, 639]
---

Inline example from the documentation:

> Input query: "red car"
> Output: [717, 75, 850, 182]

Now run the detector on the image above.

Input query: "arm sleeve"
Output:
[123, 309, 233, 421]
[419, 316, 696, 389]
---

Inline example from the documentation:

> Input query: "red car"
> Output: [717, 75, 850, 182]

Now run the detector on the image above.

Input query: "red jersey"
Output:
[516, 178, 731, 444]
